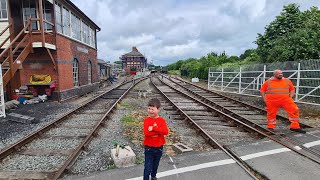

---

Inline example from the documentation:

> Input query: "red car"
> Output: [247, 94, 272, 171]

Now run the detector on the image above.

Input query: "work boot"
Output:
[151, 177, 157, 180]
[290, 128, 306, 134]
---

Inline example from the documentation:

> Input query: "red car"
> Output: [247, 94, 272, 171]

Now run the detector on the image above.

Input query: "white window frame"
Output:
[71, 12, 81, 40]
[82, 21, 89, 44]
[54, 1, 97, 49]
[22, 0, 40, 31]
[43, 0, 53, 31]
[54, 2, 63, 33]
[0, 0, 8, 19]
[88, 61, 92, 84]
[62, 6, 70, 36]
[73, 58, 79, 87]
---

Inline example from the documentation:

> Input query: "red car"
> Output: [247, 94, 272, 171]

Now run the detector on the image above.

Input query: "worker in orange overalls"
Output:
[260, 69, 305, 133]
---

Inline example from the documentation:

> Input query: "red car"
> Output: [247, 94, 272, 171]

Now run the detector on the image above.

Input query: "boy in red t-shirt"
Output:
[143, 98, 169, 180]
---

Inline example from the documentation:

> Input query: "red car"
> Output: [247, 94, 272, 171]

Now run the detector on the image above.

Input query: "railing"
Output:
[208, 60, 320, 106]
[0, 16, 56, 86]
[0, 19, 33, 86]
[30, 18, 56, 46]
[0, 23, 12, 49]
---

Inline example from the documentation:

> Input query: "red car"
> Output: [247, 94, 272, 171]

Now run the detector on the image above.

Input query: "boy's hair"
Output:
[148, 98, 161, 109]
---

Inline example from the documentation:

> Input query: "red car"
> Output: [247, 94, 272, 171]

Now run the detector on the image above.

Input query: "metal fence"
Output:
[208, 60, 320, 106]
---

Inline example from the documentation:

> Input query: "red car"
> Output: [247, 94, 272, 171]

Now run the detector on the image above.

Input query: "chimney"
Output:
[132, 47, 138, 52]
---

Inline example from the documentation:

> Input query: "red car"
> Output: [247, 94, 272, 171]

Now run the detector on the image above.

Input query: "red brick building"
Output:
[120, 47, 147, 71]
[0, 0, 100, 101]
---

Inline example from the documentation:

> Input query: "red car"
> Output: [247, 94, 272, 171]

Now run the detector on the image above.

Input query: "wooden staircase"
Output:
[0, 20, 33, 87]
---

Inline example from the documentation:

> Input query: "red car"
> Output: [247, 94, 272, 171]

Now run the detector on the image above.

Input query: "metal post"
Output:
[295, 63, 301, 101]
[221, 68, 224, 91]
[263, 65, 266, 83]
[256, 74, 259, 90]
[239, 67, 242, 93]
[207, 68, 210, 89]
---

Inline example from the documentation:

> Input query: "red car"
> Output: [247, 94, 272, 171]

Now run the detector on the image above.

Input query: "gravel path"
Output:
[0, 79, 124, 151]
[0, 102, 78, 151]
[0, 154, 67, 171]
[64, 78, 214, 177]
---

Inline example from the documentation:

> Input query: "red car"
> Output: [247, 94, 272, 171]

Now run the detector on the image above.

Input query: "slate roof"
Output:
[122, 47, 144, 57]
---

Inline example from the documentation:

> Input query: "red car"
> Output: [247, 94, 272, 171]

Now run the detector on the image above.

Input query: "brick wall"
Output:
[56, 34, 98, 86]
[21, 48, 58, 86]
[19, 34, 99, 101]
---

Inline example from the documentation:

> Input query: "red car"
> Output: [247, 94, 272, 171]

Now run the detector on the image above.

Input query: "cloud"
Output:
[70, 0, 320, 65]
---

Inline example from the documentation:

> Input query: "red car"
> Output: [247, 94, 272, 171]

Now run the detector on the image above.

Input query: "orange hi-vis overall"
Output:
[260, 77, 300, 129]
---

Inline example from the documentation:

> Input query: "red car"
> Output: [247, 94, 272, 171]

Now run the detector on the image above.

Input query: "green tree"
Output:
[256, 4, 320, 62]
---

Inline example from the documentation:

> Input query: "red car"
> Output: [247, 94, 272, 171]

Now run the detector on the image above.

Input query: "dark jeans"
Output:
[144, 145, 163, 180]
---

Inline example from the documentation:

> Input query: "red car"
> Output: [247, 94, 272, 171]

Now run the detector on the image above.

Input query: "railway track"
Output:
[151, 77, 263, 179]
[167, 75, 312, 129]
[162, 75, 320, 159]
[0, 78, 145, 180]
[151, 75, 320, 178]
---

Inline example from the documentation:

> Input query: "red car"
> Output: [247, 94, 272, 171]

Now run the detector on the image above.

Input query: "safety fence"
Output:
[208, 60, 320, 106]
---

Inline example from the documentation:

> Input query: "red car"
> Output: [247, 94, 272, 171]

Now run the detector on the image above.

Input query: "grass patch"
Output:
[119, 102, 131, 108]
[121, 114, 142, 125]
[168, 70, 181, 75]
[121, 111, 146, 145]
[135, 156, 144, 164]
[106, 163, 116, 170]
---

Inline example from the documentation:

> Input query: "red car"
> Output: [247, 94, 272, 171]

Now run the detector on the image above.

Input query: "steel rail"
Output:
[166, 77, 320, 157]
[151, 77, 259, 180]
[0, 78, 145, 179]
[0, 80, 127, 160]
[165, 76, 320, 157]
[170, 75, 312, 128]
[161, 75, 320, 164]
[52, 77, 146, 179]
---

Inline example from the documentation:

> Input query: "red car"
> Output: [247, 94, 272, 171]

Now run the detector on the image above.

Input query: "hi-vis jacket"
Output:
[260, 77, 295, 101]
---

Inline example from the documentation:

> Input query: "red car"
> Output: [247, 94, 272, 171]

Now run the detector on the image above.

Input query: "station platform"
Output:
[63, 128, 320, 180]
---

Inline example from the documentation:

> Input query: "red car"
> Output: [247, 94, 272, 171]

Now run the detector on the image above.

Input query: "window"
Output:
[90, 28, 96, 47]
[54, 2, 62, 33]
[88, 61, 92, 84]
[53, 3, 97, 48]
[62, 7, 70, 36]
[22, 0, 39, 30]
[82, 22, 89, 44]
[43, 1, 52, 31]
[71, 13, 81, 40]
[0, 0, 7, 19]
[73, 58, 79, 86]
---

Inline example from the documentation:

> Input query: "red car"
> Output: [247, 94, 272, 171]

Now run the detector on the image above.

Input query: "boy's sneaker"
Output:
[151, 177, 157, 180]
[290, 128, 306, 134]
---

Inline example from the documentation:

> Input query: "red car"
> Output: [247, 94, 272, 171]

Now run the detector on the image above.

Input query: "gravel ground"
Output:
[0, 79, 124, 151]
[0, 154, 67, 171]
[25, 138, 82, 150]
[0, 102, 78, 151]
[64, 78, 214, 177]
[47, 127, 91, 136]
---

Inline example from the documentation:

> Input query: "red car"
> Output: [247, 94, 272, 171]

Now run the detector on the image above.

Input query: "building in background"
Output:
[97, 59, 111, 81]
[120, 47, 147, 71]
[0, 0, 100, 101]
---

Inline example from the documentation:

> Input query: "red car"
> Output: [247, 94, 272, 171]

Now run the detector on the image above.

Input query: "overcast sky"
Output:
[71, 0, 320, 66]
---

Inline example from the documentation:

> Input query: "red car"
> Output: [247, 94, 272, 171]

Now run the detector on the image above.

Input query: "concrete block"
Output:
[172, 143, 193, 153]
[111, 146, 136, 168]
[7, 113, 38, 124]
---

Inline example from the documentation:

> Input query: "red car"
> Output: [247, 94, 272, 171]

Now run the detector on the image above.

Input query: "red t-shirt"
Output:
[143, 116, 169, 147]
